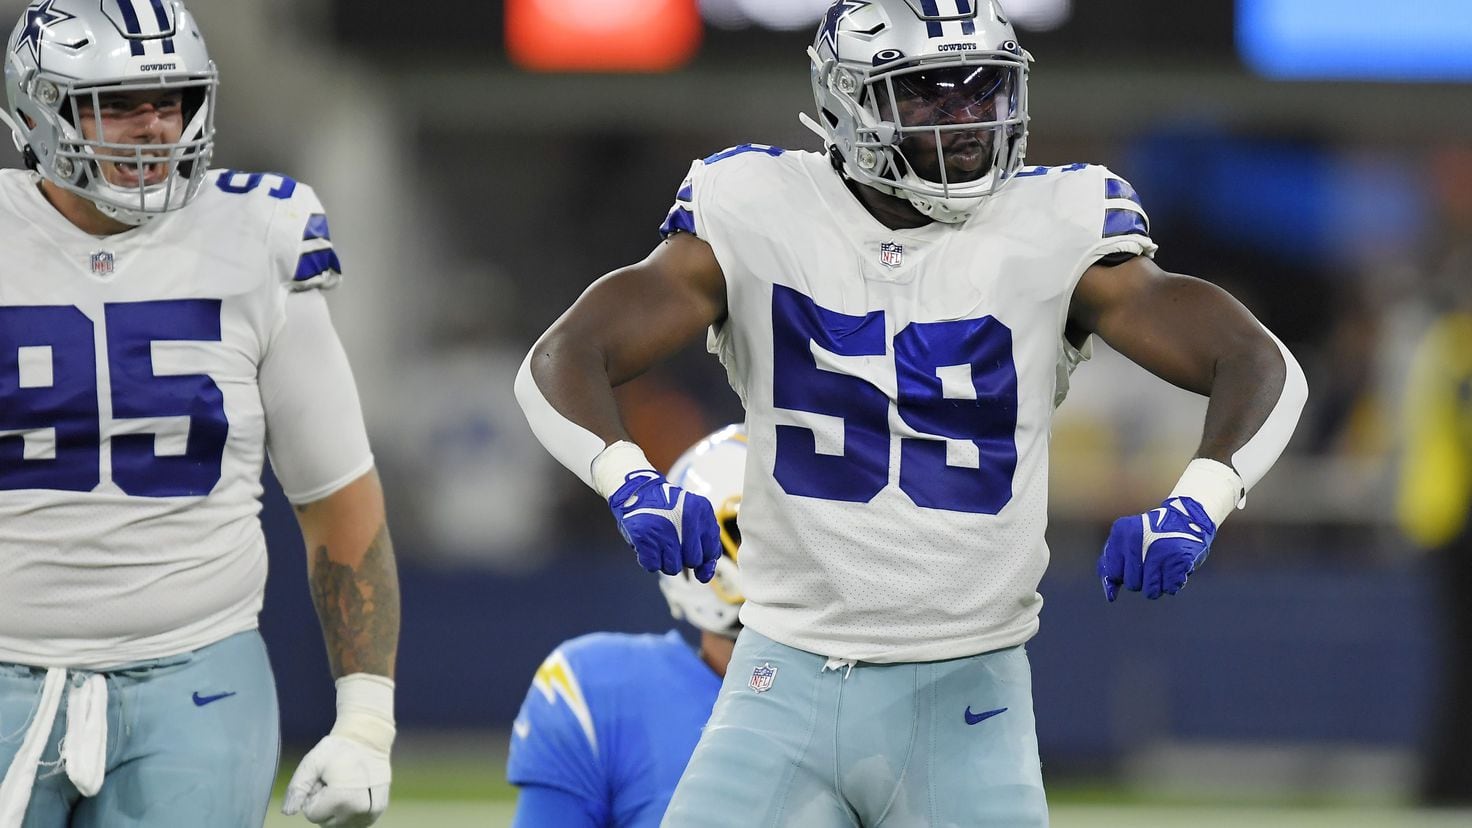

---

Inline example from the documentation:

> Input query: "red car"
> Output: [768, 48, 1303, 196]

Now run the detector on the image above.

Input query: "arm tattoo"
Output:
[308, 524, 401, 678]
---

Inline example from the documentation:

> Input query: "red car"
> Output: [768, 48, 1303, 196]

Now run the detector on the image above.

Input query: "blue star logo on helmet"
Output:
[13, 0, 76, 63]
[818, 1, 869, 57]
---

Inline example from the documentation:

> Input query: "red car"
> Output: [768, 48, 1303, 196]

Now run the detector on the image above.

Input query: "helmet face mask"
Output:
[659, 425, 748, 639]
[807, 0, 1031, 223]
[3, 1, 218, 226]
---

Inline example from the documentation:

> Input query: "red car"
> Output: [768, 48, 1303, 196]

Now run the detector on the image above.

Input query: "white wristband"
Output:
[1169, 458, 1245, 529]
[591, 441, 657, 500]
[330, 673, 396, 755]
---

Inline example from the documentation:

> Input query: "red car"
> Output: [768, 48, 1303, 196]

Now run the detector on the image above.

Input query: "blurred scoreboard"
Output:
[1238, 0, 1472, 81]
[324, 0, 1472, 80]
[330, 0, 1239, 69]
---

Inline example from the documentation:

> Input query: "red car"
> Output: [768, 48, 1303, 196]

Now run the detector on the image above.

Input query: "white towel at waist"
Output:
[0, 668, 108, 828]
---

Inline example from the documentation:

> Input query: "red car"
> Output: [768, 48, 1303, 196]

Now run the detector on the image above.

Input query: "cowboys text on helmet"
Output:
[805, 0, 1031, 224]
[2, 0, 218, 226]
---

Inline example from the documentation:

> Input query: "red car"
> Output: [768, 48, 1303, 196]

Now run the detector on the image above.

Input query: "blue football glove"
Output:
[1098, 496, 1217, 602]
[608, 470, 721, 582]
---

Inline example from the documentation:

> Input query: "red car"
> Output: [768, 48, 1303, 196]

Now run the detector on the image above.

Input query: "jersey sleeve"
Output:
[268, 182, 343, 292]
[1092, 167, 1159, 261]
[259, 290, 374, 503]
[657, 145, 787, 242]
[511, 784, 604, 828]
[506, 647, 607, 818]
[658, 159, 707, 240]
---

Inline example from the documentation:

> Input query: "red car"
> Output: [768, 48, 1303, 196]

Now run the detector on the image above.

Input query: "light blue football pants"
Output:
[663, 629, 1047, 827]
[0, 630, 279, 828]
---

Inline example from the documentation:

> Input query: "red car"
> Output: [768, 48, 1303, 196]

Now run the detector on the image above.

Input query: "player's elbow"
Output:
[514, 343, 556, 426]
[1234, 324, 1308, 421]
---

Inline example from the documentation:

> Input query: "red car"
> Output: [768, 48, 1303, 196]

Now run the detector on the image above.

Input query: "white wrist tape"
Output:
[1169, 458, 1245, 529]
[591, 441, 658, 500]
[331, 673, 396, 755]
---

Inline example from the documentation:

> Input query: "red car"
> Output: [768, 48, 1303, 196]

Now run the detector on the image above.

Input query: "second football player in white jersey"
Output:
[0, 2, 398, 826]
[518, 1, 1308, 825]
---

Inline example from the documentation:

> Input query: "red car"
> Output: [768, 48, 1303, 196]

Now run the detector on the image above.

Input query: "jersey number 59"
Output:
[0, 300, 227, 497]
[772, 285, 1018, 515]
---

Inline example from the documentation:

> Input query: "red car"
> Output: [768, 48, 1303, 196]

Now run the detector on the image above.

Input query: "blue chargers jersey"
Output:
[507, 631, 722, 827]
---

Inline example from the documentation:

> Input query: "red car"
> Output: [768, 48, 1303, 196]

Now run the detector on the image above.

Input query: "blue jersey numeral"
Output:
[894, 319, 1018, 513]
[771, 285, 889, 502]
[105, 301, 229, 497]
[0, 301, 228, 497]
[215, 171, 297, 200]
[772, 287, 1019, 514]
[0, 306, 101, 491]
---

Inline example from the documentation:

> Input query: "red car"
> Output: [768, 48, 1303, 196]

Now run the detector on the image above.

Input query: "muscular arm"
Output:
[295, 468, 401, 679]
[1067, 255, 1293, 468]
[521, 231, 727, 461]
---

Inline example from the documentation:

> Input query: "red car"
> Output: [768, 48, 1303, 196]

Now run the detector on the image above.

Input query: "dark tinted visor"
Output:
[890, 65, 1015, 127]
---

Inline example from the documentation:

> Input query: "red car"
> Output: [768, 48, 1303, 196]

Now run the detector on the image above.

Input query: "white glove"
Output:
[283, 674, 395, 827]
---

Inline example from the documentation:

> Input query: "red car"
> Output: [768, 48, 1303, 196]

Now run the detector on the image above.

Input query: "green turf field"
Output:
[262, 738, 1472, 827]
[264, 799, 1472, 828]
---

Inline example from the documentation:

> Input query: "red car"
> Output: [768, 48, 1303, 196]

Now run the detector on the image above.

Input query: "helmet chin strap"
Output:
[907, 191, 982, 224]
[0, 108, 26, 152]
[93, 197, 155, 227]
[798, 111, 827, 142]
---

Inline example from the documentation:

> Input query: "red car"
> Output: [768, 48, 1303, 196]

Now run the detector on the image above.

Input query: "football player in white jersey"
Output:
[516, 1, 1308, 825]
[0, 2, 398, 827]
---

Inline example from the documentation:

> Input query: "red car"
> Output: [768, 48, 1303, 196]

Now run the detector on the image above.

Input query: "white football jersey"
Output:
[0, 168, 371, 669]
[662, 147, 1157, 662]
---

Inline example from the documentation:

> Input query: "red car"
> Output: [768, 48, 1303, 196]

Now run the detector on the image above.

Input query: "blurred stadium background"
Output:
[6, 0, 1472, 824]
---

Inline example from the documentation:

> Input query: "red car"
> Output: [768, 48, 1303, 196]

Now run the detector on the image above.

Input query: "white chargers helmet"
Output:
[2, 0, 218, 226]
[660, 424, 746, 639]
[804, 0, 1031, 223]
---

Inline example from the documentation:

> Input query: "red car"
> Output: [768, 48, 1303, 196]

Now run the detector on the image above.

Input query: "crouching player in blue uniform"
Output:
[507, 426, 747, 827]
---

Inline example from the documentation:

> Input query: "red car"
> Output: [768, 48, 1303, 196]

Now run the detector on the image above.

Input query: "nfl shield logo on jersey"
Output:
[879, 241, 904, 269]
[748, 662, 777, 693]
[89, 251, 115, 276]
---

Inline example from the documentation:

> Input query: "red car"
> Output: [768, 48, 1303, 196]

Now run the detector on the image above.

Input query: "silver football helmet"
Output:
[2, 0, 217, 226]
[660, 424, 747, 639]
[804, 0, 1031, 223]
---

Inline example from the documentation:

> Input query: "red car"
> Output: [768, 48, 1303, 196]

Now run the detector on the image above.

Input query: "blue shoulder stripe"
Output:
[295, 249, 342, 281]
[1105, 177, 1142, 206]
[1103, 207, 1150, 238]
[302, 214, 331, 242]
[703, 144, 785, 165]
[660, 206, 696, 237]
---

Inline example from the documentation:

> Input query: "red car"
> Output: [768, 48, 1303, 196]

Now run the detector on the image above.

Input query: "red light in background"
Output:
[506, 0, 703, 73]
